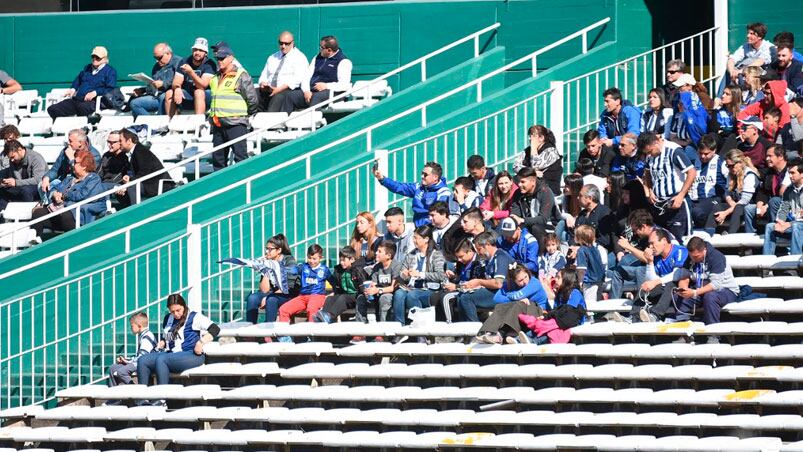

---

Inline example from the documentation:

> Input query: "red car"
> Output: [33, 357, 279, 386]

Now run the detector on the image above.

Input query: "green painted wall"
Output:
[726, 1, 801, 51]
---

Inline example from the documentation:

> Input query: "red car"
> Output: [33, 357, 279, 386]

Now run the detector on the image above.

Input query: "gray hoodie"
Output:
[777, 183, 803, 222]
[0, 148, 47, 186]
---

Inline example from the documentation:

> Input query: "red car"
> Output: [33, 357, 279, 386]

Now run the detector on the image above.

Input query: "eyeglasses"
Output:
[666, 69, 680, 74]
[91, 55, 102, 61]
[154, 54, 165, 60]
[421, 171, 433, 177]
[278, 41, 293, 46]
[725, 162, 739, 169]
[265, 246, 278, 251]
[107, 140, 119, 145]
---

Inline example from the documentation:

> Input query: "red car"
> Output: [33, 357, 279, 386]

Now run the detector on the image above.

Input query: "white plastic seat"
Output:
[43, 88, 72, 109]
[0, 223, 38, 249]
[168, 114, 207, 136]
[134, 114, 171, 132]
[250, 112, 288, 131]
[1, 202, 37, 222]
[158, 166, 187, 194]
[51, 116, 89, 135]
[97, 115, 134, 131]
[5, 89, 41, 116]
[17, 116, 53, 136]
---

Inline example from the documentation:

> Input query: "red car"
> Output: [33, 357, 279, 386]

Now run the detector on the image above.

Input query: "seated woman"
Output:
[392, 224, 447, 325]
[712, 84, 743, 153]
[480, 170, 518, 224]
[473, 264, 549, 344]
[244, 234, 299, 324]
[642, 88, 673, 137]
[518, 267, 587, 344]
[31, 148, 106, 238]
[557, 173, 583, 243]
[513, 124, 562, 195]
[705, 149, 760, 234]
[137, 294, 219, 396]
[350, 211, 381, 268]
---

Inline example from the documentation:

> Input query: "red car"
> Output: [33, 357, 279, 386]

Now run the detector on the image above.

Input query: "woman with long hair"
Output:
[392, 224, 447, 325]
[642, 88, 673, 136]
[480, 170, 518, 222]
[555, 173, 583, 242]
[244, 233, 299, 324]
[742, 66, 764, 105]
[473, 263, 549, 344]
[706, 149, 760, 233]
[518, 266, 587, 344]
[136, 294, 220, 394]
[513, 124, 562, 195]
[713, 84, 743, 134]
[350, 211, 381, 266]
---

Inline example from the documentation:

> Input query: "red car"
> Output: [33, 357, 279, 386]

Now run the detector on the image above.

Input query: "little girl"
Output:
[538, 233, 566, 283]
[519, 267, 587, 344]
[570, 225, 605, 305]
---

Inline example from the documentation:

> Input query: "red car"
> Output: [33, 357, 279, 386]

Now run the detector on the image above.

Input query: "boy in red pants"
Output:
[278, 244, 332, 323]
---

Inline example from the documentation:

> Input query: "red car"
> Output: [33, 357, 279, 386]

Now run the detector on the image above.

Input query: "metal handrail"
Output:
[0, 17, 609, 281]
[0, 22, 501, 250]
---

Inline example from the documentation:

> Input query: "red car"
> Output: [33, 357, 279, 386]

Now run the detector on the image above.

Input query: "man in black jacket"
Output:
[576, 129, 615, 177]
[574, 184, 614, 252]
[509, 167, 559, 245]
[118, 128, 173, 207]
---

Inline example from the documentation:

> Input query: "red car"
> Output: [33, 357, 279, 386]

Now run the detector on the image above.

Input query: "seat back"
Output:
[17, 117, 54, 136]
[286, 111, 325, 130]
[51, 116, 89, 135]
[351, 80, 390, 99]
[250, 112, 288, 130]
[97, 115, 134, 132]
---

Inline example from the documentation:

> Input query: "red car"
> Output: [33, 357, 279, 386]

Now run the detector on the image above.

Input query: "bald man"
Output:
[257, 31, 309, 112]
[129, 42, 181, 117]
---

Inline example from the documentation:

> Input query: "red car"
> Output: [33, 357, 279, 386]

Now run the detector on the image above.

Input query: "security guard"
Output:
[209, 41, 258, 171]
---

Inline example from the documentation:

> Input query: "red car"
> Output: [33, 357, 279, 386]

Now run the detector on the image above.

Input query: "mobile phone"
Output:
[372, 160, 379, 172]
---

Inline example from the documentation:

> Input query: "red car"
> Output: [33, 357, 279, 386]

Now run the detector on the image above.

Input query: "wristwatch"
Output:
[378, 288, 384, 295]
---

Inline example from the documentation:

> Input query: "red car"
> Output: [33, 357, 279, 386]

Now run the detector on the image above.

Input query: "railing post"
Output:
[366, 130, 373, 153]
[421, 60, 427, 82]
[186, 223, 202, 312]
[531, 56, 538, 78]
[421, 106, 427, 128]
[474, 35, 480, 57]
[582, 33, 588, 53]
[549, 81, 565, 159]
[713, 0, 728, 81]
[373, 149, 389, 215]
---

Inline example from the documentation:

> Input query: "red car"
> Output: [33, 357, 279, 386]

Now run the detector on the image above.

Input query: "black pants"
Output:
[705, 203, 745, 234]
[282, 89, 331, 113]
[258, 88, 296, 113]
[652, 198, 691, 240]
[321, 293, 358, 319]
[0, 185, 38, 213]
[689, 198, 721, 229]
[48, 98, 95, 119]
[211, 123, 248, 171]
[31, 206, 76, 237]
[630, 280, 678, 320]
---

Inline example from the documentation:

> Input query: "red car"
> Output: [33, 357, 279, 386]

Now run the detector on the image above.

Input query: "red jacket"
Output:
[738, 80, 790, 129]
[479, 183, 519, 220]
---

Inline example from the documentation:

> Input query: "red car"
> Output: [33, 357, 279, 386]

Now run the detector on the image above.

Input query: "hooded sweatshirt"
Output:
[380, 176, 452, 227]
[670, 91, 709, 145]
[738, 80, 791, 129]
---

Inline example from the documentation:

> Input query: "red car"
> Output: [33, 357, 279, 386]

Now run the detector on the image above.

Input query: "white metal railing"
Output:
[560, 26, 718, 171]
[0, 22, 501, 253]
[0, 18, 609, 285]
[0, 234, 190, 410]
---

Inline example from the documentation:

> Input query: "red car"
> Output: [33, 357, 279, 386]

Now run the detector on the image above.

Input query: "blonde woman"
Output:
[350, 211, 381, 267]
[705, 149, 760, 233]
[742, 66, 763, 105]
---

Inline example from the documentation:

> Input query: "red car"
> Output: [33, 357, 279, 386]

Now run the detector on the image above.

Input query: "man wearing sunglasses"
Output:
[736, 116, 772, 173]
[661, 59, 686, 102]
[97, 130, 131, 191]
[129, 43, 181, 118]
[373, 162, 452, 227]
[48, 46, 117, 119]
[258, 31, 308, 113]
[283, 35, 352, 112]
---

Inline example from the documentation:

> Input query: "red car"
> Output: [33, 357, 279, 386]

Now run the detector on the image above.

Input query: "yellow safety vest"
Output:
[209, 68, 248, 118]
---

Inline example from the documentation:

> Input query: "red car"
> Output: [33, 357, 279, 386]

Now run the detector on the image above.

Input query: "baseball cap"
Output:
[672, 73, 696, 87]
[192, 37, 209, 53]
[91, 46, 108, 60]
[211, 41, 234, 60]
[499, 217, 518, 237]
[740, 115, 764, 130]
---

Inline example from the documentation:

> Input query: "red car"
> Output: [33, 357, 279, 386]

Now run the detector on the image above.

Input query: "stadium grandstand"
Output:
[2, 0, 803, 450]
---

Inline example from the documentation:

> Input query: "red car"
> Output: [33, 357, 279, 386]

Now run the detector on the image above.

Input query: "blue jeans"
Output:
[457, 288, 498, 322]
[130, 93, 166, 117]
[136, 351, 205, 386]
[555, 219, 567, 243]
[246, 293, 291, 323]
[608, 253, 645, 299]
[763, 221, 803, 255]
[744, 197, 782, 233]
[392, 288, 433, 324]
[675, 288, 737, 325]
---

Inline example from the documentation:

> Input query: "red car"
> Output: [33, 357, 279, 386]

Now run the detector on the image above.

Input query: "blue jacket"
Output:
[58, 172, 108, 225]
[45, 144, 102, 183]
[497, 229, 539, 273]
[71, 64, 117, 99]
[287, 262, 332, 295]
[671, 91, 709, 146]
[492, 276, 550, 310]
[597, 100, 642, 145]
[380, 176, 452, 227]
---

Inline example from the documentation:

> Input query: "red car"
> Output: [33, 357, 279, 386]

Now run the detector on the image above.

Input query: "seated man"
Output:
[97, 131, 131, 188]
[449, 176, 482, 215]
[509, 166, 560, 244]
[427, 201, 456, 250]
[635, 228, 688, 323]
[721, 22, 774, 96]
[39, 128, 102, 203]
[674, 237, 739, 331]
[689, 134, 728, 228]
[0, 140, 47, 212]
[736, 116, 773, 173]
[576, 129, 615, 177]
[660, 59, 686, 103]
[440, 207, 486, 262]
[769, 42, 803, 96]
[382, 207, 415, 262]
[764, 159, 803, 255]
[574, 184, 614, 252]
[129, 43, 181, 118]
[355, 240, 400, 324]
[48, 46, 117, 119]
[373, 161, 451, 227]
[466, 154, 496, 197]
[778, 97, 803, 158]
[282, 35, 352, 113]
[597, 87, 641, 149]
[609, 132, 645, 181]
[0, 124, 21, 171]
[117, 128, 172, 206]
[257, 31, 308, 113]
[168, 37, 216, 117]
[0, 69, 22, 97]
[747, 145, 789, 231]
[431, 238, 486, 323]
[497, 217, 539, 273]
[456, 232, 513, 322]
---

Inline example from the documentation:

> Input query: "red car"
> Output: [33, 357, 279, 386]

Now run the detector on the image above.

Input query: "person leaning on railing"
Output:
[31, 148, 106, 238]
[136, 293, 219, 399]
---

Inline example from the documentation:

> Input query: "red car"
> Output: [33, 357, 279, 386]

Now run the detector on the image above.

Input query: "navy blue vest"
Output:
[310, 50, 347, 89]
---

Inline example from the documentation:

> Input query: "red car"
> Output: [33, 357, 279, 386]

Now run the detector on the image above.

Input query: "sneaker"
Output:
[416, 336, 429, 344]
[470, 335, 485, 344]
[350, 336, 366, 344]
[608, 312, 628, 323]
[517, 331, 531, 344]
[151, 399, 167, 407]
[639, 308, 659, 323]
[277, 336, 294, 343]
[505, 335, 519, 345]
[313, 310, 332, 324]
[483, 332, 502, 345]
[393, 335, 409, 344]
[102, 399, 122, 406]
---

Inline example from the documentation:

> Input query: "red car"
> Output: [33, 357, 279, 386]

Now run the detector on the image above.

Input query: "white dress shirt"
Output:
[301, 50, 353, 93]
[257, 47, 308, 90]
